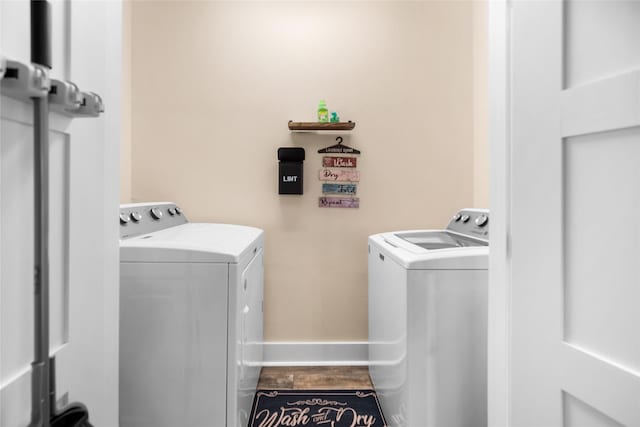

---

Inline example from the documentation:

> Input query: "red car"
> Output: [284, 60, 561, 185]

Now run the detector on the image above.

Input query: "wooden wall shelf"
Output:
[288, 121, 356, 131]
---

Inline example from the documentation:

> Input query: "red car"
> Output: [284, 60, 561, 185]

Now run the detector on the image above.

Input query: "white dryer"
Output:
[368, 209, 489, 427]
[119, 202, 264, 427]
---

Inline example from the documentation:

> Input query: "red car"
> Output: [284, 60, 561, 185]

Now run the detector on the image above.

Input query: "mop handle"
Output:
[30, 2, 52, 427]
[31, 0, 51, 68]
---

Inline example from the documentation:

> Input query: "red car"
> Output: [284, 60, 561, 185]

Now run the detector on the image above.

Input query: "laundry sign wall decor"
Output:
[317, 137, 361, 208]
[322, 183, 357, 195]
[319, 197, 360, 208]
[318, 168, 360, 182]
[323, 156, 357, 168]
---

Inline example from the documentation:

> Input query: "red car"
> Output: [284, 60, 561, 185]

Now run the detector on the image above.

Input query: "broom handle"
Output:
[31, 96, 51, 427]
[30, 1, 52, 426]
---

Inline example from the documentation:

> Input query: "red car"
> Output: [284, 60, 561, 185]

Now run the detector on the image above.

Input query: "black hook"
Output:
[336, 136, 343, 145]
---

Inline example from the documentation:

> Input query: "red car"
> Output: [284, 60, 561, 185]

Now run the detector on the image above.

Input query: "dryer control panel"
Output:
[446, 209, 489, 241]
[119, 202, 187, 239]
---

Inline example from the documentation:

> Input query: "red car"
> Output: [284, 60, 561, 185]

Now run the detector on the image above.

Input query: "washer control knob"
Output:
[150, 207, 163, 220]
[461, 214, 470, 223]
[130, 212, 142, 222]
[453, 213, 462, 222]
[175, 206, 182, 215]
[119, 213, 130, 225]
[168, 207, 176, 216]
[475, 214, 489, 227]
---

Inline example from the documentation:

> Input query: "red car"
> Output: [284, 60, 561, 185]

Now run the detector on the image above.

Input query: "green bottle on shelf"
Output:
[317, 100, 329, 123]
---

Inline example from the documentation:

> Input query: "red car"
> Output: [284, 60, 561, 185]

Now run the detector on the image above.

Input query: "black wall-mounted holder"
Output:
[278, 147, 305, 195]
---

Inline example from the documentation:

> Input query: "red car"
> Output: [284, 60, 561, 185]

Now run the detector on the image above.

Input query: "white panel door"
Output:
[0, 1, 121, 426]
[508, 0, 640, 425]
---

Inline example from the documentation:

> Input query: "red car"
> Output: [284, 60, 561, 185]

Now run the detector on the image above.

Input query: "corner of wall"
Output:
[120, 0, 132, 204]
[473, 0, 490, 209]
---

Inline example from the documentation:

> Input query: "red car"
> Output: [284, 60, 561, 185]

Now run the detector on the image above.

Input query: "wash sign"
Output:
[323, 156, 357, 168]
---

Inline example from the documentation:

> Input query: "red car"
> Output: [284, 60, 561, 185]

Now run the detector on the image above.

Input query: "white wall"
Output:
[473, 0, 489, 208]
[121, 0, 132, 203]
[129, 0, 479, 343]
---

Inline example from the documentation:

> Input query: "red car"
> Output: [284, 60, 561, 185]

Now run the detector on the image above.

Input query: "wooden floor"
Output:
[257, 366, 373, 390]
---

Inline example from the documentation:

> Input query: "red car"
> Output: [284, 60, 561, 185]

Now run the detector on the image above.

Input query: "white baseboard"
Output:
[262, 341, 369, 367]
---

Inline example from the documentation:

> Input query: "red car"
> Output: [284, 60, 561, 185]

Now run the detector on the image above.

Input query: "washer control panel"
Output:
[120, 202, 187, 239]
[446, 209, 489, 240]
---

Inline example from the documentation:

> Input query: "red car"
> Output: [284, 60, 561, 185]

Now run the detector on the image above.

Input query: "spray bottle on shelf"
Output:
[317, 100, 329, 123]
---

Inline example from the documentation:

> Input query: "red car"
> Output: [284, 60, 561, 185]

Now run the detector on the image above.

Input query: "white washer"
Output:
[119, 202, 264, 427]
[368, 209, 489, 427]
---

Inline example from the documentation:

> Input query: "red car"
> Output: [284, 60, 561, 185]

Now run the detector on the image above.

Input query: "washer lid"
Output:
[120, 223, 264, 263]
[371, 231, 488, 269]
[395, 230, 487, 250]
